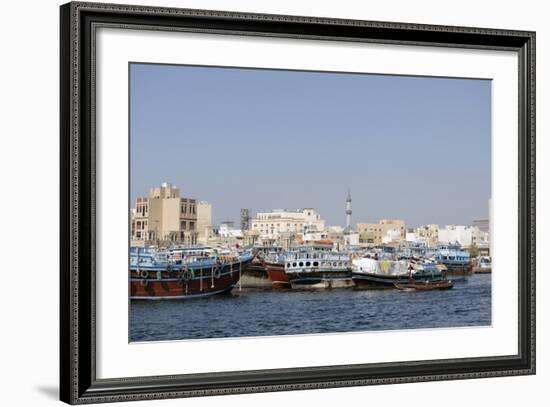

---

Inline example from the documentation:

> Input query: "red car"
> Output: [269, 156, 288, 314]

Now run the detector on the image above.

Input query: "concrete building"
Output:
[196, 201, 213, 244]
[415, 224, 440, 247]
[438, 225, 489, 248]
[251, 208, 325, 239]
[132, 182, 199, 245]
[357, 219, 406, 245]
[218, 221, 243, 239]
[240, 208, 251, 231]
[472, 218, 490, 233]
[438, 225, 467, 246]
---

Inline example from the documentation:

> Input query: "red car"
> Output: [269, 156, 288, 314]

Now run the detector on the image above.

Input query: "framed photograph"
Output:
[60, 1, 535, 404]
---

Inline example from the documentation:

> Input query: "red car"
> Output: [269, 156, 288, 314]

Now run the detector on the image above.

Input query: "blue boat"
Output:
[129, 246, 254, 299]
[434, 245, 472, 276]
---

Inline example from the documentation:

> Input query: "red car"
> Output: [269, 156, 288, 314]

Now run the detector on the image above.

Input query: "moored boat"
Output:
[129, 246, 254, 300]
[394, 279, 454, 291]
[261, 251, 290, 289]
[241, 246, 282, 289]
[435, 246, 473, 277]
[285, 250, 352, 289]
[473, 256, 492, 273]
[352, 257, 445, 289]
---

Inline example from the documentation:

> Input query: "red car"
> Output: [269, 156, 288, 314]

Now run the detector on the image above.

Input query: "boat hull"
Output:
[394, 280, 454, 291]
[264, 261, 290, 289]
[352, 270, 447, 289]
[288, 269, 354, 290]
[240, 260, 272, 288]
[441, 262, 474, 277]
[289, 275, 354, 290]
[130, 258, 252, 300]
[473, 266, 492, 274]
[352, 273, 410, 289]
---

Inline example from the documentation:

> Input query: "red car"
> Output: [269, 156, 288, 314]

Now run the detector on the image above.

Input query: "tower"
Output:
[345, 190, 352, 233]
[240, 208, 250, 231]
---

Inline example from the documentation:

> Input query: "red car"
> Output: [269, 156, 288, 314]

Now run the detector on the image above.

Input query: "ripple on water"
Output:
[130, 274, 492, 342]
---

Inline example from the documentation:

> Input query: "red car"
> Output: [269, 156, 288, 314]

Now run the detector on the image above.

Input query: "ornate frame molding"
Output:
[60, 2, 535, 404]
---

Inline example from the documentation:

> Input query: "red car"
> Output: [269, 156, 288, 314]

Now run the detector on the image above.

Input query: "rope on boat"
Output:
[239, 260, 242, 291]
[211, 264, 214, 288]
[200, 267, 203, 292]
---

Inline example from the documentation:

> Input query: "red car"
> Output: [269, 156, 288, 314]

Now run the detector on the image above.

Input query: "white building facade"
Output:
[251, 208, 325, 239]
[438, 225, 489, 247]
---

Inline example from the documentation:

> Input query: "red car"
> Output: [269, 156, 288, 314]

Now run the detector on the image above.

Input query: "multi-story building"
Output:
[240, 208, 250, 231]
[196, 201, 213, 244]
[357, 219, 406, 244]
[472, 218, 490, 233]
[132, 182, 199, 245]
[414, 224, 440, 247]
[251, 208, 325, 240]
[439, 225, 489, 248]
[218, 221, 243, 239]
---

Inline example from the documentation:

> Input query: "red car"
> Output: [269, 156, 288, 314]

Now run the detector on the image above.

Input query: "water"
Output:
[130, 274, 491, 342]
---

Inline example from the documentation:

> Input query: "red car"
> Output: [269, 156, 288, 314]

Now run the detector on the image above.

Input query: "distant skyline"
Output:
[130, 63, 491, 228]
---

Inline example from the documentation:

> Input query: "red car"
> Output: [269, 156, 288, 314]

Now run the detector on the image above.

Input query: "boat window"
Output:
[292, 262, 297, 267]
[299, 262, 303, 267]
[313, 261, 319, 267]
[306, 261, 311, 267]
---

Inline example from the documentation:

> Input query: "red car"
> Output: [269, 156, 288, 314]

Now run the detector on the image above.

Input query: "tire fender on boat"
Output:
[139, 270, 148, 279]
[180, 270, 193, 283]
[214, 267, 222, 280]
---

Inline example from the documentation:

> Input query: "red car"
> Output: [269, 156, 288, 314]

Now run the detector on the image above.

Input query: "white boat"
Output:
[284, 249, 352, 289]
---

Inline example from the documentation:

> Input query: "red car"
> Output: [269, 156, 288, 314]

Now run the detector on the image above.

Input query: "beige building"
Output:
[251, 208, 325, 240]
[132, 182, 200, 245]
[196, 201, 213, 244]
[415, 224, 440, 247]
[357, 219, 406, 244]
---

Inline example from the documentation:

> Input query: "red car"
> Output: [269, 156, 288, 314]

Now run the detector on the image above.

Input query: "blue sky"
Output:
[130, 63, 491, 228]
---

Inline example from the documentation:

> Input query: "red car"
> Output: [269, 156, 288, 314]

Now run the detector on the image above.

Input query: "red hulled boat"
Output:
[130, 246, 254, 300]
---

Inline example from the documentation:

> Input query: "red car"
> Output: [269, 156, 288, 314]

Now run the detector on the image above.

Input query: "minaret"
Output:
[345, 190, 352, 233]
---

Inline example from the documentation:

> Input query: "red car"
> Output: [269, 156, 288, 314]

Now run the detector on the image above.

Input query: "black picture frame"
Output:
[60, 1, 536, 404]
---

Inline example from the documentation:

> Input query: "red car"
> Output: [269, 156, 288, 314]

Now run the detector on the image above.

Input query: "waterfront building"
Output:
[218, 221, 243, 239]
[415, 224, 440, 247]
[472, 218, 490, 233]
[196, 201, 213, 244]
[357, 219, 406, 245]
[438, 225, 467, 246]
[438, 225, 489, 248]
[251, 208, 325, 239]
[132, 182, 198, 245]
[240, 208, 251, 231]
